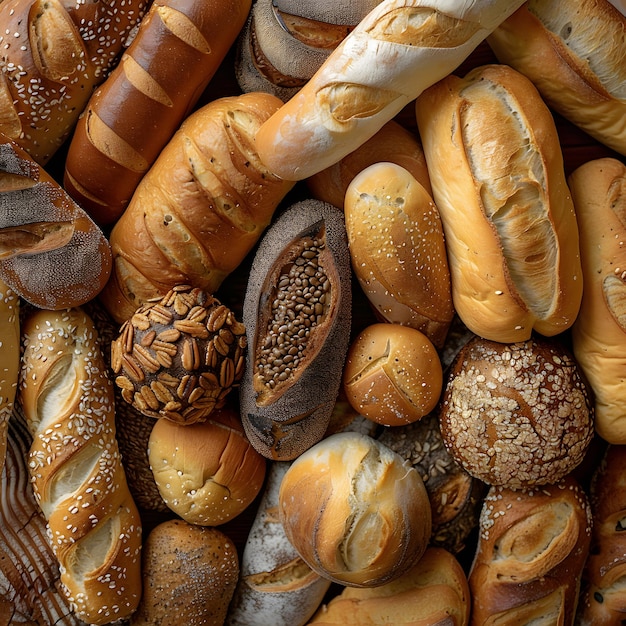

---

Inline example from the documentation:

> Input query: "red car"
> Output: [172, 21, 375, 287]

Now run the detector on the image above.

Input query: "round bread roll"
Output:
[148, 404, 266, 526]
[130, 519, 239, 626]
[111, 285, 247, 425]
[440, 334, 594, 488]
[278, 431, 432, 588]
[342, 323, 443, 427]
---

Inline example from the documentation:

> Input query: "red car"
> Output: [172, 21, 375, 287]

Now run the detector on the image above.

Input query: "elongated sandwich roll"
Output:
[0, 0, 149, 164]
[415, 64, 583, 343]
[254, 0, 526, 181]
[18, 308, 143, 625]
[64, 0, 252, 225]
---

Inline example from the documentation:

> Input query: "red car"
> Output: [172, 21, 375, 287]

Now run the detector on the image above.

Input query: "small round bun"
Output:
[148, 405, 266, 526]
[278, 431, 432, 587]
[343, 323, 443, 426]
[440, 335, 594, 488]
[131, 519, 239, 626]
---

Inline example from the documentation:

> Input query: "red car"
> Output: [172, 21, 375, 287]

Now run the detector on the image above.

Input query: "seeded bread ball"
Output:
[440, 335, 594, 488]
[343, 323, 443, 426]
[111, 285, 247, 424]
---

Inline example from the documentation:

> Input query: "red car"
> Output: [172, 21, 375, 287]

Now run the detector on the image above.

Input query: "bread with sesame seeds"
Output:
[17, 307, 143, 625]
[0, 0, 150, 165]
[63, 0, 253, 226]
[415, 63, 583, 343]
[468, 477, 592, 625]
[98, 91, 295, 326]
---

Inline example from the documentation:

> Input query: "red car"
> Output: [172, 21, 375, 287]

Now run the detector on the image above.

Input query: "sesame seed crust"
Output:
[17, 307, 142, 625]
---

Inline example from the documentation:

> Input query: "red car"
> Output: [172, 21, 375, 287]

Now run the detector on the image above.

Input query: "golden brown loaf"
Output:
[148, 404, 267, 526]
[440, 334, 594, 488]
[577, 444, 626, 624]
[415, 64, 583, 343]
[343, 161, 453, 348]
[569, 158, 626, 444]
[63, 0, 253, 225]
[342, 323, 443, 426]
[131, 519, 239, 626]
[469, 477, 592, 625]
[0, 135, 112, 310]
[308, 547, 470, 625]
[254, 0, 527, 181]
[18, 308, 142, 625]
[0, 0, 149, 164]
[99, 91, 295, 325]
[239, 200, 352, 461]
[278, 432, 432, 588]
[487, 0, 626, 157]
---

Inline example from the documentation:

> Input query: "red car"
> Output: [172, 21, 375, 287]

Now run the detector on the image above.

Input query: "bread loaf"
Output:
[0, 136, 112, 310]
[569, 158, 626, 444]
[487, 0, 626, 157]
[64, 0, 253, 225]
[131, 519, 239, 626]
[278, 432, 432, 588]
[254, 0, 526, 181]
[0, 279, 19, 474]
[0, 0, 149, 164]
[99, 91, 295, 325]
[308, 547, 470, 625]
[415, 64, 583, 343]
[469, 477, 592, 625]
[343, 162, 453, 347]
[239, 199, 352, 460]
[18, 308, 142, 625]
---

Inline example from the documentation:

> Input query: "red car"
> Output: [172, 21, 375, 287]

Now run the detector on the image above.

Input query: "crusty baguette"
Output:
[0, 135, 112, 310]
[0, 0, 149, 164]
[254, 0, 526, 181]
[98, 91, 295, 325]
[18, 308, 142, 625]
[64, 0, 252, 225]
[415, 64, 583, 343]
[569, 158, 626, 444]
[488, 0, 626, 157]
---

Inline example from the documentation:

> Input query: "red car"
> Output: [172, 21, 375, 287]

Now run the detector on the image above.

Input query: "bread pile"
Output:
[0, 0, 625, 623]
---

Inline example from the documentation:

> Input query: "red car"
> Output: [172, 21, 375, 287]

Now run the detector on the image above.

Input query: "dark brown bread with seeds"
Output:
[64, 0, 252, 225]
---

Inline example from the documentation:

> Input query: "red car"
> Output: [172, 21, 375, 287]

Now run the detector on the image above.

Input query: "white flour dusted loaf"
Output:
[18, 308, 142, 625]
[254, 0, 527, 181]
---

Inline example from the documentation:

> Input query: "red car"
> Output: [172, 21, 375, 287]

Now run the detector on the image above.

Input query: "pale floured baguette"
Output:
[254, 0, 526, 181]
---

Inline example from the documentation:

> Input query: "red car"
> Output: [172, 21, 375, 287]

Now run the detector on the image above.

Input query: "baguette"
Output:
[415, 64, 583, 343]
[487, 0, 626, 157]
[99, 91, 295, 325]
[0, 135, 112, 310]
[64, 0, 252, 225]
[18, 308, 143, 625]
[569, 158, 626, 444]
[0, 0, 149, 165]
[254, 0, 526, 181]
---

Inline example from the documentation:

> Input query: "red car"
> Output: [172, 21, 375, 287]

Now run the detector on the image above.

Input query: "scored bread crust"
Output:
[415, 63, 583, 343]
[18, 308, 142, 625]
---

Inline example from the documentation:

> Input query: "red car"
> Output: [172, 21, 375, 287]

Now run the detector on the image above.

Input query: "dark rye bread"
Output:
[239, 199, 352, 461]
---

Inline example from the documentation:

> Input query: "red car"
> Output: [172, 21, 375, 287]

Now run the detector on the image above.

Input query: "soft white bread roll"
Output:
[469, 477, 592, 625]
[278, 432, 432, 588]
[226, 461, 331, 626]
[131, 519, 239, 626]
[569, 158, 626, 444]
[254, 0, 526, 181]
[344, 162, 453, 348]
[308, 547, 470, 625]
[0, 279, 19, 475]
[415, 64, 583, 343]
[18, 308, 142, 625]
[487, 0, 626, 157]
[148, 404, 266, 526]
